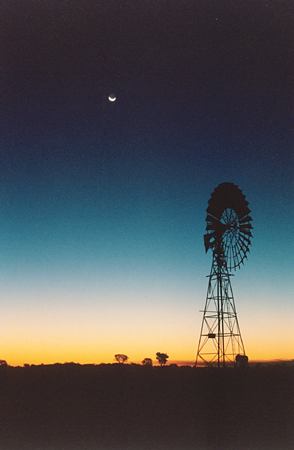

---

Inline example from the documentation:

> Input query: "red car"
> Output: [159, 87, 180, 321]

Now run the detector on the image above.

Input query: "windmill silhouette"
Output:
[196, 182, 252, 367]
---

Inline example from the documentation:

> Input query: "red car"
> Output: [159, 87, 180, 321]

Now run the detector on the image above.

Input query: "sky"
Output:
[0, 1, 293, 365]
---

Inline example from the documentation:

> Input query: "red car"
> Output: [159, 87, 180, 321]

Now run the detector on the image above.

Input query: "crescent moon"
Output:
[108, 95, 117, 102]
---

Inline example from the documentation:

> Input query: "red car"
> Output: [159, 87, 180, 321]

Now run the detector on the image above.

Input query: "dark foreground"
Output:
[0, 364, 293, 450]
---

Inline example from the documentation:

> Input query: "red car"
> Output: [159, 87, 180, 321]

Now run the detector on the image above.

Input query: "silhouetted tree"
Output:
[156, 352, 169, 367]
[114, 354, 128, 364]
[142, 357, 153, 366]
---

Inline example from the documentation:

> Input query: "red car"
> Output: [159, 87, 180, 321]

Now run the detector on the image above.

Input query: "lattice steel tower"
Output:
[196, 183, 252, 367]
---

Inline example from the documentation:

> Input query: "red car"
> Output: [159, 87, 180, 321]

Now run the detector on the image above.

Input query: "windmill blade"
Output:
[239, 223, 252, 230]
[239, 209, 251, 220]
[207, 212, 221, 222]
[239, 233, 251, 246]
[239, 229, 252, 237]
[239, 228, 252, 237]
[239, 232, 251, 244]
[239, 215, 252, 224]
[237, 239, 250, 257]
[236, 240, 249, 263]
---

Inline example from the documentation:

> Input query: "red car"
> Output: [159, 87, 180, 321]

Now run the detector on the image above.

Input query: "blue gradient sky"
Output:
[0, 1, 293, 364]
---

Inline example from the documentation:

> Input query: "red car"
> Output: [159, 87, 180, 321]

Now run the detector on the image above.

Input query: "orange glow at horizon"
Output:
[2, 329, 293, 367]
[0, 288, 293, 367]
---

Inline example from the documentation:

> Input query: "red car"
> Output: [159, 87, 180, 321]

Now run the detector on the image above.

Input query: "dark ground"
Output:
[0, 364, 293, 450]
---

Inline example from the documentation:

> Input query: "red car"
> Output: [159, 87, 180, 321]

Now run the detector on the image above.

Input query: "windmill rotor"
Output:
[204, 182, 253, 270]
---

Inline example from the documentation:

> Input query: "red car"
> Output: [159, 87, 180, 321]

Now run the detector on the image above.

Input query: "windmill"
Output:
[196, 182, 252, 367]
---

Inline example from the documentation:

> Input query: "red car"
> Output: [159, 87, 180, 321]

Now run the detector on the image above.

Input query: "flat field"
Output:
[0, 364, 293, 450]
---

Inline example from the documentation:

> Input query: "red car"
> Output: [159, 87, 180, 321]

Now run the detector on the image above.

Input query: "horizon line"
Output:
[4, 358, 294, 368]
